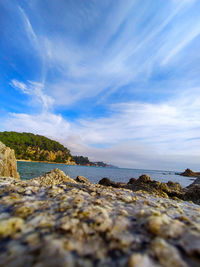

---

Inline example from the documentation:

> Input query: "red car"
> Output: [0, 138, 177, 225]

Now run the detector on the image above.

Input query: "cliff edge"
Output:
[0, 141, 20, 179]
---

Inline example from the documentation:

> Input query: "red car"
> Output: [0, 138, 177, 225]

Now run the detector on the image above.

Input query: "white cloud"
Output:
[10, 80, 28, 93]
[4, 112, 70, 141]
[11, 79, 54, 111]
[162, 25, 200, 65]
[2, 1, 200, 171]
[18, 6, 38, 49]
[2, 87, 200, 170]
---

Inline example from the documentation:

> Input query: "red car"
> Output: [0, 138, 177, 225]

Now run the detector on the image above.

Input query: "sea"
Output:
[17, 161, 195, 188]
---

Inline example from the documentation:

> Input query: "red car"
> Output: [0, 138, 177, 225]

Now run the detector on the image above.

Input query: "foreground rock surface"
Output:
[0, 172, 200, 267]
[0, 141, 20, 179]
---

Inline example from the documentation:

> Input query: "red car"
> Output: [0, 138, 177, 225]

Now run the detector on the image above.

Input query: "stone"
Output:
[31, 168, 77, 186]
[0, 141, 20, 179]
[184, 185, 200, 205]
[0, 217, 24, 237]
[146, 214, 185, 238]
[152, 237, 188, 267]
[76, 175, 90, 184]
[98, 177, 116, 187]
[137, 174, 151, 183]
[128, 253, 158, 267]
[128, 178, 137, 184]
[179, 168, 200, 177]
[179, 231, 200, 256]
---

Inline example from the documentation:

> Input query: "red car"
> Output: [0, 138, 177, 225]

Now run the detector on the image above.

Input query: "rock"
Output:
[76, 175, 90, 184]
[179, 168, 200, 177]
[0, 174, 199, 266]
[187, 177, 200, 187]
[184, 185, 200, 205]
[167, 181, 182, 191]
[99, 177, 116, 187]
[31, 168, 77, 186]
[128, 253, 158, 267]
[98, 174, 185, 201]
[181, 177, 200, 204]
[97, 173, 200, 204]
[146, 214, 185, 238]
[128, 178, 137, 184]
[179, 231, 200, 256]
[0, 217, 24, 237]
[125, 175, 185, 200]
[137, 174, 151, 183]
[152, 237, 188, 267]
[0, 141, 20, 179]
[115, 182, 126, 188]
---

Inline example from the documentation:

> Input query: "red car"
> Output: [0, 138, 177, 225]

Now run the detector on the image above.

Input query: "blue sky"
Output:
[0, 0, 200, 170]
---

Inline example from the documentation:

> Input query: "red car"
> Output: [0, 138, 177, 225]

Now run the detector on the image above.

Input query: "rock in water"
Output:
[180, 168, 200, 177]
[0, 141, 20, 179]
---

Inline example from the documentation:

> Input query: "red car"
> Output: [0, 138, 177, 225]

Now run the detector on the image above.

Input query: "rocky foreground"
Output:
[0, 169, 200, 267]
[0, 141, 200, 266]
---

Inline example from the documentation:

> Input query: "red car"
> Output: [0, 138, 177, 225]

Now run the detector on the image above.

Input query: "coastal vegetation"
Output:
[0, 131, 113, 167]
[73, 156, 116, 167]
[0, 131, 75, 164]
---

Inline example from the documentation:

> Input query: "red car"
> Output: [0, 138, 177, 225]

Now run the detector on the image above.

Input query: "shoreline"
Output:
[17, 159, 77, 165]
[17, 159, 115, 168]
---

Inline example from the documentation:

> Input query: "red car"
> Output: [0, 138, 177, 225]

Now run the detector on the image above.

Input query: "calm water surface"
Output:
[17, 161, 194, 188]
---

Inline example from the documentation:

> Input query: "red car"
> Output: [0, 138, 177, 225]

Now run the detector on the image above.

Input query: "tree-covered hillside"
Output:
[73, 156, 90, 165]
[0, 132, 75, 164]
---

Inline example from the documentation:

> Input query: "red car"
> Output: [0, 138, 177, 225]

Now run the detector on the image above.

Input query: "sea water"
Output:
[17, 161, 194, 188]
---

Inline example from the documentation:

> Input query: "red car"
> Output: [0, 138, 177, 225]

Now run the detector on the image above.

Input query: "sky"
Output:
[0, 0, 200, 171]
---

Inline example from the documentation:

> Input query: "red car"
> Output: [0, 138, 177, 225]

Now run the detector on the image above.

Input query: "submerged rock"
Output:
[0, 141, 20, 179]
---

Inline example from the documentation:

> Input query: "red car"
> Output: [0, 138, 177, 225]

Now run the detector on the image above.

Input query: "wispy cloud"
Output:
[18, 6, 39, 50]
[10, 80, 54, 111]
[1, 0, 200, 170]
[162, 23, 200, 65]
[2, 87, 200, 170]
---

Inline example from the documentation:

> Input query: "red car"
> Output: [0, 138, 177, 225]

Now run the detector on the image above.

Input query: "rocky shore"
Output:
[0, 142, 200, 266]
[99, 174, 200, 205]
